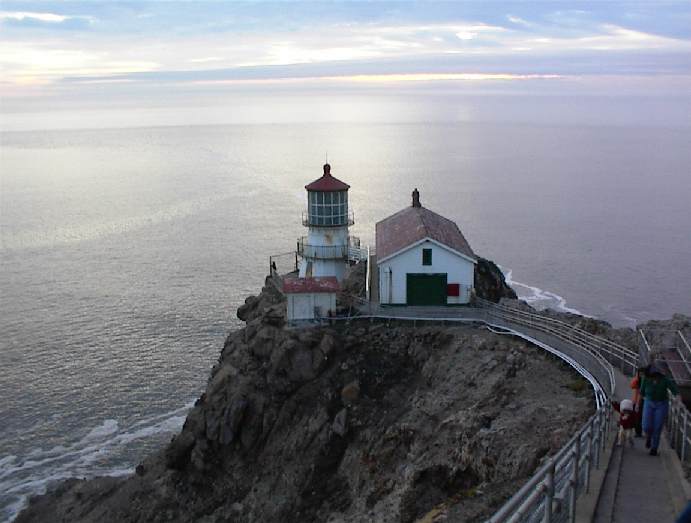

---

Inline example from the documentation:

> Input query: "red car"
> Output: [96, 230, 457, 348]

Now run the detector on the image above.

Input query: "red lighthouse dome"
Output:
[304, 163, 350, 192]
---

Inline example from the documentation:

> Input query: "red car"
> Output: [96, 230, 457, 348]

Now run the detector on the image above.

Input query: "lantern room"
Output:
[303, 164, 353, 227]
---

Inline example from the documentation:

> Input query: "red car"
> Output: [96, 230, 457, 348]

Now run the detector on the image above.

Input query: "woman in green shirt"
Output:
[641, 365, 679, 456]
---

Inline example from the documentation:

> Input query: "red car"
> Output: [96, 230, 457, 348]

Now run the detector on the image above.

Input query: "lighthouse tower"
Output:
[298, 163, 353, 282]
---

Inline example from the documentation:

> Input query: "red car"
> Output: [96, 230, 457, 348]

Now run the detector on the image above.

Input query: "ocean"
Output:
[1, 95, 690, 521]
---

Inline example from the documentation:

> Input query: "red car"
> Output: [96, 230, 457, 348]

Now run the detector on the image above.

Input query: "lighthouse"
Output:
[297, 163, 354, 282]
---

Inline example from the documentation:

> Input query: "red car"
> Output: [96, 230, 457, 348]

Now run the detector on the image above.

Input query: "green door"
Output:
[406, 273, 447, 305]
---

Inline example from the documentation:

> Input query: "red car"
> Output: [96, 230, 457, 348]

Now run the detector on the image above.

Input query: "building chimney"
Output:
[323, 163, 331, 176]
[412, 188, 421, 208]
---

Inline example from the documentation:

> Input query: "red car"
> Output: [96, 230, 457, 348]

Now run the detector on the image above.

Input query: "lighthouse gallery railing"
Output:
[329, 296, 639, 523]
[297, 236, 361, 260]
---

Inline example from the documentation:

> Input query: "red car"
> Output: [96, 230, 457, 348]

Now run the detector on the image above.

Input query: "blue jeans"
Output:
[676, 501, 691, 523]
[642, 399, 669, 450]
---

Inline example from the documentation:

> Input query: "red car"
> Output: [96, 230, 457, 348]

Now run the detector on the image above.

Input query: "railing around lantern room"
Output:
[302, 208, 355, 227]
[297, 236, 362, 260]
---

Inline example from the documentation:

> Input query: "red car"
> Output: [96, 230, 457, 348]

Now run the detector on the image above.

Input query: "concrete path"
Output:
[594, 370, 681, 522]
[612, 440, 676, 522]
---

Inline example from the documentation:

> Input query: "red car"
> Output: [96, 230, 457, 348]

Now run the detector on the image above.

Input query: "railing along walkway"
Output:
[333, 299, 684, 522]
[591, 365, 680, 523]
[334, 300, 619, 521]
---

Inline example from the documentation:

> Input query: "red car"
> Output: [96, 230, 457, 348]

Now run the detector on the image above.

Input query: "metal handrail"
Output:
[665, 333, 691, 464]
[477, 301, 617, 397]
[639, 329, 653, 366]
[668, 395, 691, 463]
[314, 302, 616, 523]
[296, 298, 684, 522]
[297, 238, 348, 260]
[480, 299, 636, 357]
[676, 331, 691, 379]
[476, 299, 636, 380]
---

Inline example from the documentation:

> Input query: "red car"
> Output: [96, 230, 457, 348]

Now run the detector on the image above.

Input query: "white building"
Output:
[376, 189, 477, 305]
[283, 276, 339, 321]
[297, 163, 357, 282]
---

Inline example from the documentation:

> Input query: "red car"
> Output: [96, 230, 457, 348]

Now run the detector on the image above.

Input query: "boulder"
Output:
[474, 258, 517, 303]
[341, 380, 360, 404]
[165, 430, 195, 470]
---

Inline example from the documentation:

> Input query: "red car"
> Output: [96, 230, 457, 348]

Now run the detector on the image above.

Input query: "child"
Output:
[612, 398, 636, 447]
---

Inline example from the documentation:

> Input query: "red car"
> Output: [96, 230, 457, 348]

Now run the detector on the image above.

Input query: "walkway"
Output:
[340, 300, 689, 522]
[593, 369, 680, 522]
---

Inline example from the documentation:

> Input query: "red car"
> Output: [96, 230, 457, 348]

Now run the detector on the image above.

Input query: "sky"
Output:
[1, 1, 691, 128]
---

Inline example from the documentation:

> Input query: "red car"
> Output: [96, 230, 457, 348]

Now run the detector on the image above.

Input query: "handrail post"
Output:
[670, 398, 677, 448]
[595, 410, 603, 461]
[682, 406, 688, 462]
[584, 423, 593, 493]
[569, 439, 580, 523]
[543, 458, 555, 523]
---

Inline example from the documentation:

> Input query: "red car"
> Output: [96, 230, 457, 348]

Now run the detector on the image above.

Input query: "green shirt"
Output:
[640, 376, 679, 401]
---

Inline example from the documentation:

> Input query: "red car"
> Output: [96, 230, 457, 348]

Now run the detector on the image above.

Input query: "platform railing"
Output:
[287, 295, 680, 521]
[665, 332, 691, 465]
[476, 298, 638, 378]
[301, 208, 355, 227]
[668, 395, 690, 464]
[487, 407, 610, 523]
[308, 298, 620, 523]
[474, 300, 625, 523]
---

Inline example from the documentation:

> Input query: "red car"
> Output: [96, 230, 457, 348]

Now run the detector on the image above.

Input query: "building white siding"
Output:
[378, 239, 475, 305]
[286, 292, 337, 320]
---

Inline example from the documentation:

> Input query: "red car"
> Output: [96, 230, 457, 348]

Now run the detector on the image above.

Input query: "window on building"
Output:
[422, 248, 432, 265]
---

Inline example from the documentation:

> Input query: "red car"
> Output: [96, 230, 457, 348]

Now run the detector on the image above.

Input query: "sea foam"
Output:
[0, 401, 193, 523]
[501, 267, 592, 317]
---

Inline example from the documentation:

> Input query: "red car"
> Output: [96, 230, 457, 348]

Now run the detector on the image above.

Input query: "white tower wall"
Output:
[297, 164, 352, 282]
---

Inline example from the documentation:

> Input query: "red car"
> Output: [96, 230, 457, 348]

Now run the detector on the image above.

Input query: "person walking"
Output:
[630, 366, 647, 437]
[641, 365, 679, 456]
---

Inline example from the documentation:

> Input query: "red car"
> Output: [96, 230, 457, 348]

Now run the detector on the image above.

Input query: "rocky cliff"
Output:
[17, 276, 594, 523]
[474, 258, 517, 303]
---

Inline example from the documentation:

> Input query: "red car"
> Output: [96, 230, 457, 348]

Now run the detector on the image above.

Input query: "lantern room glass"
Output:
[308, 191, 348, 226]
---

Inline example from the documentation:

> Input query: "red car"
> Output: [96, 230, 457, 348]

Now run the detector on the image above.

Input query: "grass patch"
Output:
[565, 378, 589, 394]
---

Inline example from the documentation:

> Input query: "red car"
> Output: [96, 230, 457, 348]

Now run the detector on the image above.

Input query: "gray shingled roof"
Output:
[376, 205, 476, 262]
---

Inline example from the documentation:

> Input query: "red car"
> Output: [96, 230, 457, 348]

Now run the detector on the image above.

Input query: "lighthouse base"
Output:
[298, 258, 347, 282]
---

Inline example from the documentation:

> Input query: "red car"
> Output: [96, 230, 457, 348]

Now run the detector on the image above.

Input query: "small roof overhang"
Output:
[283, 276, 340, 294]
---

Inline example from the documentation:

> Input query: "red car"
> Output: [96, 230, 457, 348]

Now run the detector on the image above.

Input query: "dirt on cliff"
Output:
[17, 281, 594, 523]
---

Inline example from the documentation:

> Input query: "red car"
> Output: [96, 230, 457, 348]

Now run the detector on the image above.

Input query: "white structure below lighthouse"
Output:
[297, 163, 355, 282]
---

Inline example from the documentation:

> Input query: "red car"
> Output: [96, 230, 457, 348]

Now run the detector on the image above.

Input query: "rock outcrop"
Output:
[474, 258, 517, 303]
[17, 283, 594, 523]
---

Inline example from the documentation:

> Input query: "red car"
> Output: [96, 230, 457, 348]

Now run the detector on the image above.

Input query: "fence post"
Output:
[670, 399, 677, 448]
[569, 439, 580, 523]
[544, 458, 555, 523]
[682, 407, 688, 462]
[584, 423, 593, 493]
[674, 399, 681, 450]
[595, 414, 602, 469]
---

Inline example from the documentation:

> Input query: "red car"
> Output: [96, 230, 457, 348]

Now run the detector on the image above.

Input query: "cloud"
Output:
[507, 15, 531, 27]
[187, 72, 562, 86]
[1, 9, 690, 89]
[188, 57, 224, 64]
[0, 42, 158, 82]
[0, 11, 93, 24]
